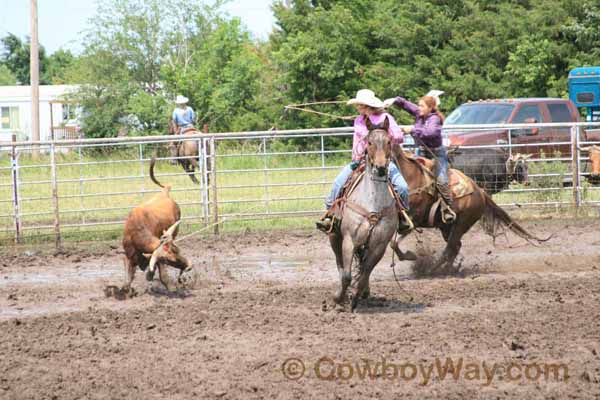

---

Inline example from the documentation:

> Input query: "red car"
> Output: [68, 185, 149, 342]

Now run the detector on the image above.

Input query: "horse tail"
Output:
[149, 156, 171, 192]
[480, 190, 552, 244]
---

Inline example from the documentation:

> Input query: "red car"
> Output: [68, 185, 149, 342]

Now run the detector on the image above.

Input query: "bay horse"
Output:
[390, 145, 549, 274]
[328, 117, 399, 311]
[168, 120, 201, 184]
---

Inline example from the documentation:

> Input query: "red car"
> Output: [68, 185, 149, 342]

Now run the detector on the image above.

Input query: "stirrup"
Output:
[317, 209, 332, 222]
[316, 215, 338, 234]
[441, 205, 456, 224]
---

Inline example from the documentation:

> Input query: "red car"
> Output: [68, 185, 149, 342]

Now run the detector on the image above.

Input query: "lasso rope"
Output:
[175, 199, 277, 244]
[284, 100, 355, 121]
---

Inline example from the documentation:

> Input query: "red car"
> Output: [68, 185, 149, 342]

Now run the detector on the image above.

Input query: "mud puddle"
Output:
[192, 254, 336, 282]
[0, 267, 119, 287]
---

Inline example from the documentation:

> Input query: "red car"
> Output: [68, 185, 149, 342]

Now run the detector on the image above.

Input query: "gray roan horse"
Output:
[329, 117, 398, 311]
[168, 120, 201, 184]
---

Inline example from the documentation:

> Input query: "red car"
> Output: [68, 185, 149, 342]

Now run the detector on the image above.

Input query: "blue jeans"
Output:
[325, 162, 409, 209]
[416, 146, 449, 184]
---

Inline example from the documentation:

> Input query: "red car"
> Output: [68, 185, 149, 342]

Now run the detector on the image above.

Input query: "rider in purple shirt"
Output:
[385, 93, 456, 223]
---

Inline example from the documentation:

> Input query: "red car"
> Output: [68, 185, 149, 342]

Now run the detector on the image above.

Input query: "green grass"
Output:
[1, 141, 598, 246]
[0, 139, 344, 245]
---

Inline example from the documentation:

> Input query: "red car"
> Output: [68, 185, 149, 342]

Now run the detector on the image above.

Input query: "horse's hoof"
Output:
[164, 284, 177, 293]
[145, 269, 155, 281]
[350, 296, 359, 312]
[401, 251, 418, 261]
[332, 294, 343, 305]
[360, 288, 370, 300]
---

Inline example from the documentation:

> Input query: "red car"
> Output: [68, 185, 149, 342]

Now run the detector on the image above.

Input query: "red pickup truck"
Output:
[442, 98, 593, 157]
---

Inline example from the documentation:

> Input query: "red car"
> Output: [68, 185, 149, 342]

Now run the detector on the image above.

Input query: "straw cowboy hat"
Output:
[347, 89, 384, 109]
[175, 95, 189, 104]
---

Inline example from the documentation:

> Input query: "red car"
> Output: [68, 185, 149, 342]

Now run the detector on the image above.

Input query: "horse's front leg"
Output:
[333, 235, 354, 305]
[329, 232, 343, 303]
[351, 240, 387, 311]
[434, 220, 468, 274]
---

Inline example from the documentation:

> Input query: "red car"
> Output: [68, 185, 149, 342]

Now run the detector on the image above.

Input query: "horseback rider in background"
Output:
[172, 95, 196, 134]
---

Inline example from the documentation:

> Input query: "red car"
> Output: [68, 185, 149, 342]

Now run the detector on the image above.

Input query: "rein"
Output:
[345, 153, 397, 263]
[345, 201, 396, 226]
[344, 154, 397, 225]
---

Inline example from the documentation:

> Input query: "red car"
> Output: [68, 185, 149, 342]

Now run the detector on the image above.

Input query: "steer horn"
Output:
[580, 145, 600, 153]
[510, 153, 533, 161]
[147, 251, 159, 280]
[147, 220, 180, 281]
[161, 220, 181, 240]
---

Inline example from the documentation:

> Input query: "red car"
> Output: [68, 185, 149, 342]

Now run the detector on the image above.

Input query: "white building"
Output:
[0, 85, 80, 142]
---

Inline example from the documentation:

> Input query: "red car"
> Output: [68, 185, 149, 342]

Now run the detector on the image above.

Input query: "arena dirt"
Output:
[1, 219, 599, 399]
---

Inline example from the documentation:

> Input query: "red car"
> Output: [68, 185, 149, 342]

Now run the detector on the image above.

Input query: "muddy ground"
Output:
[0, 218, 599, 399]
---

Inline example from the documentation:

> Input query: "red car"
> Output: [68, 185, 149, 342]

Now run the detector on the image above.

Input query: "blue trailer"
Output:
[568, 66, 600, 123]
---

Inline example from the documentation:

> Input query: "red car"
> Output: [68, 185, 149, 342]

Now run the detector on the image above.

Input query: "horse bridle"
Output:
[366, 130, 392, 182]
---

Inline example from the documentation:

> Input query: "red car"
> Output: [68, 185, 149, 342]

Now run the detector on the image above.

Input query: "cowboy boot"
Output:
[436, 180, 456, 223]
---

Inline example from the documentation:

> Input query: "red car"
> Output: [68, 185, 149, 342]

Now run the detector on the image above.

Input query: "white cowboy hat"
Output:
[425, 90, 444, 107]
[347, 89, 384, 109]
[175, 95, 189, 104]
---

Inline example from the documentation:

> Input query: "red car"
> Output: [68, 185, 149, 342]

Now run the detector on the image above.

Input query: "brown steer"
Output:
[122, 157, 191, 292]
[581, 145, 600, 183]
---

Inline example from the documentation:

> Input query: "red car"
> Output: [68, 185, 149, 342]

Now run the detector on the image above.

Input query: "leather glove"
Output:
[383, 98, 397, 108]
[350, 160, 361, 170]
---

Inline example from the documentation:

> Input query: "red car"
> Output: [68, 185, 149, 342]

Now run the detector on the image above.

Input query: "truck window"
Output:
[547, 103, 572, 122]
[576, 92, 594, 104]
[445, 104, 514, 124]
[513, 105, 542, 123]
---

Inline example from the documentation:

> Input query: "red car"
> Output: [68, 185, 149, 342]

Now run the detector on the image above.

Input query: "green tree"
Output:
[0, 64, 16, 85]
[70, 0, 274, 137]
[162, 17, 271, 132]
[271, 0, 595, 128]
[44, 49, 75, 84]
[505, 37, 554, 96]
[0, 33, 49, 84]
[0, 33, 75, 85]
[68, 0, 214, 136]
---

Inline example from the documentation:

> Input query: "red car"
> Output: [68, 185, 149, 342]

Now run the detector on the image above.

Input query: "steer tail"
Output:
[480, 190, 552, 244]
[149, 156, 172, 193]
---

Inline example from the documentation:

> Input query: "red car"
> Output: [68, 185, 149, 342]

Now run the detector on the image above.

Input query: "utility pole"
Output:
[30, 0, 40, 158]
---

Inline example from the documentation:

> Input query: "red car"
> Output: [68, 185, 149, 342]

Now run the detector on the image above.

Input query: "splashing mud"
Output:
[103, 285, 137, 300]
[410, 245, 465, 278]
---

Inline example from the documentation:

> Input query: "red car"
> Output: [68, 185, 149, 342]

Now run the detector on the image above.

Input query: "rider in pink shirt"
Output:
[317, 89, 411, 233]
[351, 112, 404, 161]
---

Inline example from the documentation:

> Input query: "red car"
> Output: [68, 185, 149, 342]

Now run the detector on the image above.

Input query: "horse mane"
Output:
[394, 148, 436, 178]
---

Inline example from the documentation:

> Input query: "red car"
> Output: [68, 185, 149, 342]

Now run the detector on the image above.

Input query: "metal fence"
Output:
[1, 122, 600, 247]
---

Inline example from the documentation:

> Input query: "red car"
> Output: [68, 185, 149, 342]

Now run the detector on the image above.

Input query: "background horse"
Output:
[168, 120, 201, 184]
[329, 117, 398, 311]
[391, 147, 548, 274]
